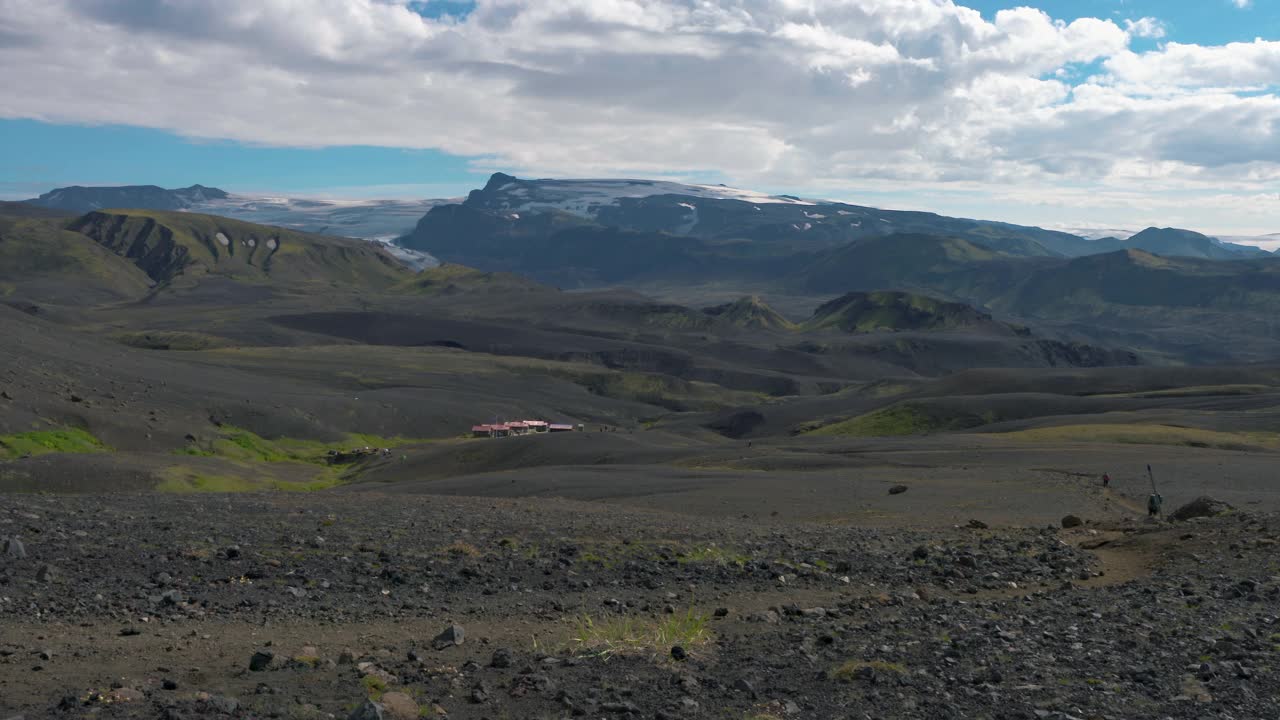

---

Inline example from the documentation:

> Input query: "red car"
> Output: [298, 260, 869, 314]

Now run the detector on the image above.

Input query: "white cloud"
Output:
[0, 0, 1277, 234]
[1123, 17, 1165, 40]
[1232, 0, 1252, 9]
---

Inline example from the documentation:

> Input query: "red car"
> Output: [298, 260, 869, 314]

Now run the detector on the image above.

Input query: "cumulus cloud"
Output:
[1123, 17, 1165, 39]
[0, 0, 1277, 233]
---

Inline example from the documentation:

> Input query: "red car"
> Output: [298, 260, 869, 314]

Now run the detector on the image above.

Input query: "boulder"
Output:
[888, 485, 908, 495]
[249, 649, 275, 672]
[1169, 497, 1233, 522]
[432, 624, 465, 650]
[1061, 515, 1083, 529]
[349, 693, 418, 720]
[2, 537, 25, 560]
[379, 692, 419, 720]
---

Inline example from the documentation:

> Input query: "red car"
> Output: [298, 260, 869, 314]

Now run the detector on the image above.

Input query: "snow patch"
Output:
[494, 178, 817, 221]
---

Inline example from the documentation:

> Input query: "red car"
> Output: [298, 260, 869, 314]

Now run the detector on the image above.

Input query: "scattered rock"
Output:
[378, 692, 419, 720]
[2, 537, 25, 560]
[1170, 496, 1234, 522]
[490, 647, 514, 668]
[966, 519, 989, 529]
[249, 649, 275, 672]
[34, 564, 54, 583]
[432, 624, 465, 650]
[107, 688, 145, 703]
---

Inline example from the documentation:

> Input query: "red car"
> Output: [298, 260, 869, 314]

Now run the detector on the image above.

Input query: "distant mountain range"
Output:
[400, 174, 1274, 283]
[23, 178, 1277, 271]
[24, 184, 443, 269]
[1062, 226, 1278, 257]
[28, 184, 229, 212]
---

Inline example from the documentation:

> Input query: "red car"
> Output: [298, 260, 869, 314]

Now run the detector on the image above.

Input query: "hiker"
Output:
[1147, 492, 1163, 517]
[1102, 473, 1111, 488]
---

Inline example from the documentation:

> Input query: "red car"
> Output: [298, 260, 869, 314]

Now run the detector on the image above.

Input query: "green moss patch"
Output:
[0, 428, 109, 459]
[156, 465, 347, 493]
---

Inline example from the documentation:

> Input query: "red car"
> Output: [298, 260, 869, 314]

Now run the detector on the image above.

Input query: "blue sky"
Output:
[0, 120, 485, 200]
[1, 0, 1277, 236]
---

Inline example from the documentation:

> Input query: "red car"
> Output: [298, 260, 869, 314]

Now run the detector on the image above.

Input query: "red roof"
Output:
[471, 425, 491, 432]
[548, 424, 575, 431]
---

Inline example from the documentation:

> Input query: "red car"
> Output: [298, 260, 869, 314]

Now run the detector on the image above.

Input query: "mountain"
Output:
[68, 209, 410, 292]
[1086, 227, 1269, 260]
[25, 184, 444, 268]
[803, 291, 1002, 333]
[793, 233, 1049, 301]
[0, 207, 153, 304]
[398, 173, 1091, 286]
[702, 296, 796, 331]
[994, 249, 1280, 317]
[27, 184, 229, 212]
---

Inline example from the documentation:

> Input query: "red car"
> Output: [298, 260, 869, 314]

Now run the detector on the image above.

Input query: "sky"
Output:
[0, 0, 1278, 239]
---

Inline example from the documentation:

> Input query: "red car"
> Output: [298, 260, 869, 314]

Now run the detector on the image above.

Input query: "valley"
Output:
[2, 179, 1279, 719]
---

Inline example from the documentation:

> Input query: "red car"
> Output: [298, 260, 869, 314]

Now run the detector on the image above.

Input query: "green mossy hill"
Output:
[994, 249, 1280, 317]
[394, 263, 547, 296]
[0, 213, 153, 302]
[797, 233, 1029, 298]
[0, 428, 109, 459]
[807, 403, 986, 437]
[804, 291, 995, 333]
[703, 296, 796, 331]
[69, 210, 410, 289]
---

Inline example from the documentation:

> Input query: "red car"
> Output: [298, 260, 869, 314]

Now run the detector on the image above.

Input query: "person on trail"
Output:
[1147, 492, 1163, 517]
[1103, 473, 1111, 488]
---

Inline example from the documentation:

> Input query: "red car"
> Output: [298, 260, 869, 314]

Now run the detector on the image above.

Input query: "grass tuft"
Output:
[572, 609, 712, 660]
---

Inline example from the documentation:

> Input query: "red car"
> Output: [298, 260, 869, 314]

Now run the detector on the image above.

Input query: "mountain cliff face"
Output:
[27, 185, 229, 213]
[69, 210, 409, 291]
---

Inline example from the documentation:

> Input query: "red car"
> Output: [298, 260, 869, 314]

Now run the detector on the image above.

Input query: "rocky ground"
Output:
[1, 492, 1277, 720]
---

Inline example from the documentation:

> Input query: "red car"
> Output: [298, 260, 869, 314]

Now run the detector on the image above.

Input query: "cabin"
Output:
[471, 419, 574, 438]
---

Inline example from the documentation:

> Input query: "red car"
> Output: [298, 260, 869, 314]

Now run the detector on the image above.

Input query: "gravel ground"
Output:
[1, 492, 1277, 719]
